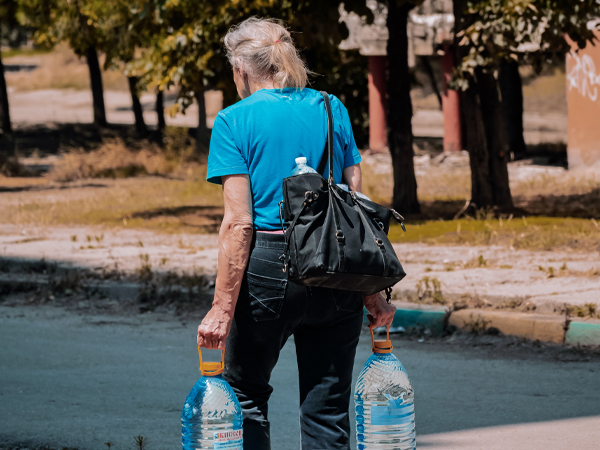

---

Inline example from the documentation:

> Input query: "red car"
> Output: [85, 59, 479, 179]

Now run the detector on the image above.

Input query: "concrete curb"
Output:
[370, 302, 600, 346]
[449, 309, 566, 344]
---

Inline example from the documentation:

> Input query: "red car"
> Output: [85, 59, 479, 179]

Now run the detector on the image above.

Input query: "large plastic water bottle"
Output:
[290, 156, 318, 175]
[355, 325, 416, 449]
[182, 347, 243, 450]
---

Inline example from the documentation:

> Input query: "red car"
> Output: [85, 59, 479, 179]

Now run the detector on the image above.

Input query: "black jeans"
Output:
[224, 232, 364, 450]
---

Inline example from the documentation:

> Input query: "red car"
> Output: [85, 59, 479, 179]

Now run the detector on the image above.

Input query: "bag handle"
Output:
[318, 91, 334, 183]
[198, 345, 225, 376]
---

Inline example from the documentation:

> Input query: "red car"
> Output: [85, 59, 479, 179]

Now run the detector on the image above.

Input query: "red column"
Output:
[441, 44, 462, 152]
[368, 55, 388, 152]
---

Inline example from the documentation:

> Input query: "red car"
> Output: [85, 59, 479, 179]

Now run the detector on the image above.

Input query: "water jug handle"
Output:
[369, 324, 393, 353]
[198, 345, 225, 376]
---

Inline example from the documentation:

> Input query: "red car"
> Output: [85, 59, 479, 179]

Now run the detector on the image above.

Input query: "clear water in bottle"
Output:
[355, 328, 416, 450]
[182, 349, 243, 449]
[290, 156, 318, 175]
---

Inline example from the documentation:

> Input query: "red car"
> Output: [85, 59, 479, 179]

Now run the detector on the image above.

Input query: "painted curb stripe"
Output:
[566, 321, 600, 346]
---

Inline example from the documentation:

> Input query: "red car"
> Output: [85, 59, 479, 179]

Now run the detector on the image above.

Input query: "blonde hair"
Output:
[224, 17, 310, 89]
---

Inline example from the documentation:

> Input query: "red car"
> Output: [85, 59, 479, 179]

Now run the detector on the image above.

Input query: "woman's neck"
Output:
[248, 78, 275, 95]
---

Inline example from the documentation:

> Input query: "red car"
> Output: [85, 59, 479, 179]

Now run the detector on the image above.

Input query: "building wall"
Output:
[566, 31, 600, 169]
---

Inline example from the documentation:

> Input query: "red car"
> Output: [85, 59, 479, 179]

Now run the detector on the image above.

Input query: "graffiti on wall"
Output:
[567, 51, 600, 102]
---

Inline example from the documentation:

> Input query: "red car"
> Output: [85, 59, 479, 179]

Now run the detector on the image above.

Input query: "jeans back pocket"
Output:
[243, 271, 288, 322]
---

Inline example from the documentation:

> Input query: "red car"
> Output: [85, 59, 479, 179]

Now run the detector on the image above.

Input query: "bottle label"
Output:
[213, 430, 243, 449]
[371, 403, 414, 426]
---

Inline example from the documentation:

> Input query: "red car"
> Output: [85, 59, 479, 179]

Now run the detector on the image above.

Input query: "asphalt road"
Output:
[1, 304, 599, 450]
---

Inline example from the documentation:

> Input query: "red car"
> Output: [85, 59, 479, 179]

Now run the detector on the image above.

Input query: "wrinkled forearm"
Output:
[213, 215, 253, 315]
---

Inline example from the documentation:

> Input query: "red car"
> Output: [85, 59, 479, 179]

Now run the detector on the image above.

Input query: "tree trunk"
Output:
[453, 0, 493, 209]
[194, 85, 209, 153]
[499, 59, 527, 160]
[387, 1, 420, 214]
[156, 88, 166, 132]
[127, 76, 147, 136]
[420, 56, 442, 110]
[476, 68, 513, 209]
[460, 83, 494, 209]
[86, 46, 107, 127]
[0, 41, 12, 136]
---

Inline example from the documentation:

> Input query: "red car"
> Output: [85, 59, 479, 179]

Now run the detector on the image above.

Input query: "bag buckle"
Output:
[391, 209, 407, 232]
[335, 231, 345, 244]
[375, 238, 385, 250]
[385, 287, 393, 304]
[304, 191, 319, 204]
[279, 254, 287, 273]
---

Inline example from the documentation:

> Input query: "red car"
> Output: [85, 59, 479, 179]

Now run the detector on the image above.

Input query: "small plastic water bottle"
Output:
[355, 325, 416, 449]
[182, 347, 243, 449]
[290, 156, 318, 175]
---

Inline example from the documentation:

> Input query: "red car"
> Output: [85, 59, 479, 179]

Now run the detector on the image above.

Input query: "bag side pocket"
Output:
[330, 289, 363, 314]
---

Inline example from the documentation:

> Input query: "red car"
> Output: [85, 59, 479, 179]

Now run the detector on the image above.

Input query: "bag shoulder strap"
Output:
[317, 91, 334, 182]
[317, 139, 328, 176]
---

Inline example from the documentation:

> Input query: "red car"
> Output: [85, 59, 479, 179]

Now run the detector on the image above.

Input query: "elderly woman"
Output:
[197, 17, 396, 450]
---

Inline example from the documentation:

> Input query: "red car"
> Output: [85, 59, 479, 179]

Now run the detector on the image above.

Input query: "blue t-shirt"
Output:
[207, 87, 361, 230]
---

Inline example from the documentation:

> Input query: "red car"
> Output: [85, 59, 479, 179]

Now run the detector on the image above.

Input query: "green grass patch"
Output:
[388, 216, 600, 251]
[2, 47, 51, 59]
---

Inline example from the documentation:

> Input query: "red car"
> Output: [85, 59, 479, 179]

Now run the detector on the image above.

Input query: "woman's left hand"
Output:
[197, 306, 234, 350]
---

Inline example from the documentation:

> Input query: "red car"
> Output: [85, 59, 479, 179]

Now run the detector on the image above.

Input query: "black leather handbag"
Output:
[279, 91, 406, 296]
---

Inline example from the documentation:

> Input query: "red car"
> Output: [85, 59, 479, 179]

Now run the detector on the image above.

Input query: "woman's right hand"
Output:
[362, 292, 396, 328]
[197, 305, 234, 350]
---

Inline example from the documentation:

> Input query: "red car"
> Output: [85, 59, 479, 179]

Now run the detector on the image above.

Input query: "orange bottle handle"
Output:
[370, 323, 393, 353]
[198, 345, 225, 376]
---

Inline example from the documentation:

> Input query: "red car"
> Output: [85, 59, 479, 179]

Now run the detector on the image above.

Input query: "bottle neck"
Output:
[202, 373, 223, 379]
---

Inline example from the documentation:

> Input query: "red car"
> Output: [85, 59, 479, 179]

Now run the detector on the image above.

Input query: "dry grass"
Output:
[49, 140, 194, 181]
[512, 170, 600, 197]
[5, 43, 128, 92]
[362, 162, 471, 204]
[0, 173, 223, 232]
[47, 127, 201, 182]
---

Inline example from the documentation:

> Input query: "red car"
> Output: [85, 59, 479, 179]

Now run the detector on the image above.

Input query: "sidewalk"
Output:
[2, 224, 599, 308]
[1, 224, 599, 345]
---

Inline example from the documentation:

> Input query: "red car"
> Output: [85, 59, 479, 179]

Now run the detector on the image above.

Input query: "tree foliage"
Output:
[130, 0, 371, 145]
[454, 0, 600, 87]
